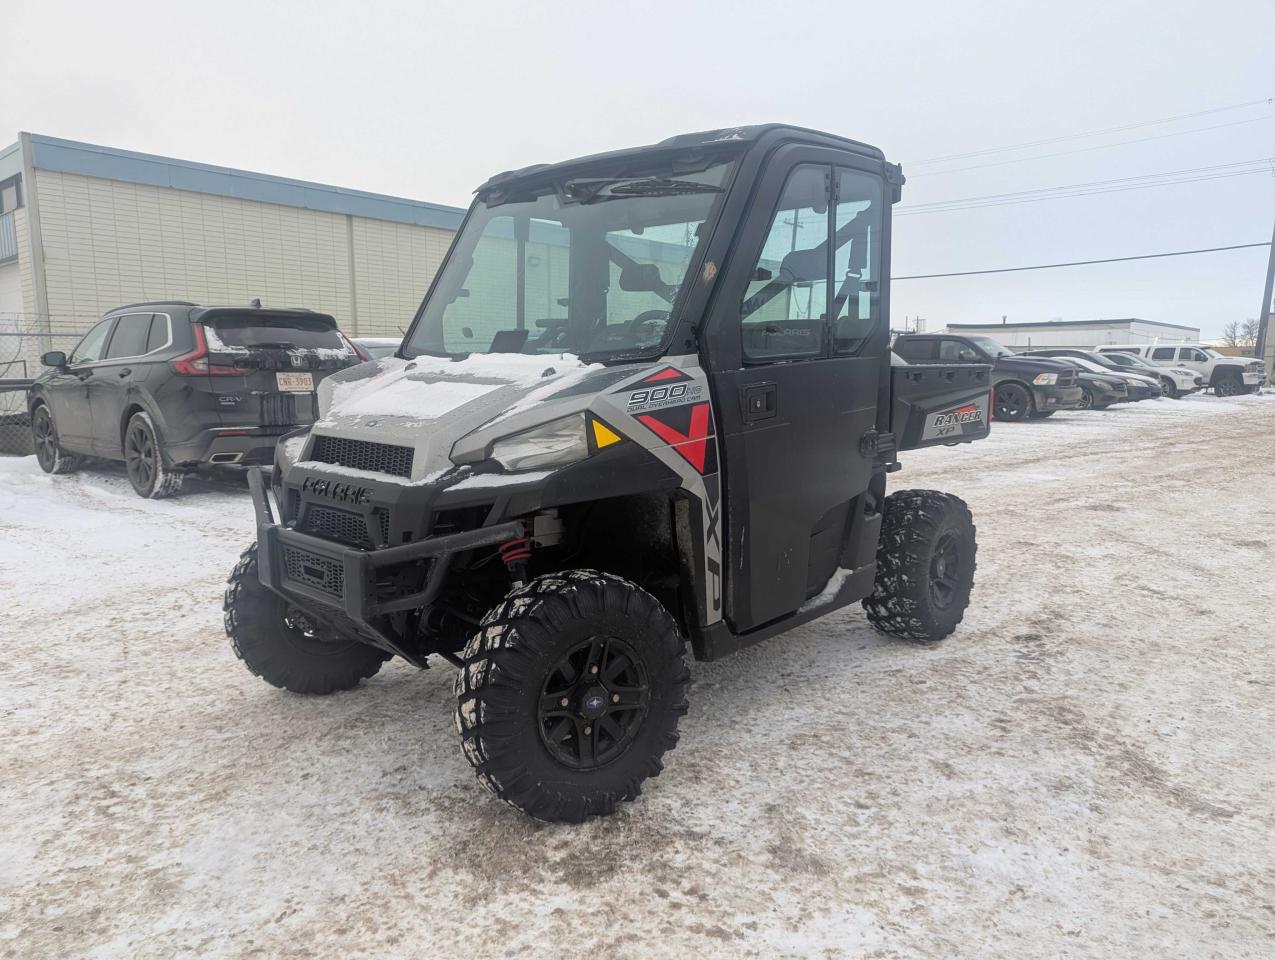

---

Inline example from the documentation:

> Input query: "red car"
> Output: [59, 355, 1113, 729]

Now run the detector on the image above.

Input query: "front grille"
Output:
[1057, 370, 1077, 387]
[303, 505, 372, 546]
[311, 434, 414, 478]
[283, 546, 344, 598]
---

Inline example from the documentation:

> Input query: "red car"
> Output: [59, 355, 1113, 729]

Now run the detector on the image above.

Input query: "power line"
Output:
[897, 159, 1275, 215]
[905, 115, 1275, 178]
[892, 242, 1272, 281]
[907, 96, 1273, 165]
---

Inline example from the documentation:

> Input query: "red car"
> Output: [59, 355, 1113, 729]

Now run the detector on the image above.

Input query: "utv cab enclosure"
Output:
[226, 125, 991, 821]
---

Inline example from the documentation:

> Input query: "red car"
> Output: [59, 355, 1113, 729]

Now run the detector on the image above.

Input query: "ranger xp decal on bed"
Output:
[920, 395, 990, 441]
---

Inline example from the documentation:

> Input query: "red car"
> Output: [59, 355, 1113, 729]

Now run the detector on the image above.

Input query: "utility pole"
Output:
[1255, 215, 1275, 382]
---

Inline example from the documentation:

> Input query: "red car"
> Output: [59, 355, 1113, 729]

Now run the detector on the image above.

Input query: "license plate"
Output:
[276, 372, 314, 393]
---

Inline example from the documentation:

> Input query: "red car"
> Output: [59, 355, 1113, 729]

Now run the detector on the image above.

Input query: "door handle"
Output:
[118, 368, 132, 378]
[741, 382, 777, 424]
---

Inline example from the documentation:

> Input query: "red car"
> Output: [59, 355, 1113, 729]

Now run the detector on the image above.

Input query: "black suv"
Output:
[28, 301, 362, 497]
[893, 332, 1083, 421]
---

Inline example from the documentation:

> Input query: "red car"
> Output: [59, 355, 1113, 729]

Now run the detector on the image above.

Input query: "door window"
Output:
[68, 319, 115, 365]
[937, 339, 980, 362]
[832, 168, 883, 355]
[104, 313, 154, 360]
[894, 337, 936, 361]
[1151, 347, 1175, 361]
[1181, 348, 1207, 362]
[740, 165, 829, 362]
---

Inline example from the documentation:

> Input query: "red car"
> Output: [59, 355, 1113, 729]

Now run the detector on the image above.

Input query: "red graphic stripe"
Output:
[642, 367, 684, 383]
[636, 403, 711, 473]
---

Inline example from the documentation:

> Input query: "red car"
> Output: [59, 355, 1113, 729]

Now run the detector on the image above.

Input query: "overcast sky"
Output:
[4, 0, 1273, 338]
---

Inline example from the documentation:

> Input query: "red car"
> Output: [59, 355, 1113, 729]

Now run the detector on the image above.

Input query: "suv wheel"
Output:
[124, 411, 183, 498]
[992, 383, 1033, 421]
[223, 543, 391, 694]
[1160, 377, 1179, 399]
[455, 570, 690, 822]
[31, 404, 79, 475]
[863, 489, 977, 643]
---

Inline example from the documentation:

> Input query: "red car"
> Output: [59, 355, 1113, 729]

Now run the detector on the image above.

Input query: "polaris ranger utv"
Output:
[225, 125, 992, 822]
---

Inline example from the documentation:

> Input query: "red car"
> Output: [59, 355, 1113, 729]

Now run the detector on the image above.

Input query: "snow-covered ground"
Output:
[2, 393, 1273, 959]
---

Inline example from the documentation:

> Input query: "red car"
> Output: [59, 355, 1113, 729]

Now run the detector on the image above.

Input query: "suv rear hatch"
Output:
[194, 308, 360, 431]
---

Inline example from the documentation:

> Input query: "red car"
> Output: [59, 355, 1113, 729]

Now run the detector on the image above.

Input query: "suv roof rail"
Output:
[109, 300, 199, 313]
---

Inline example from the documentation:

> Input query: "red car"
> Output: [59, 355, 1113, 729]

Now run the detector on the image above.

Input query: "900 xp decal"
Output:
[622, 366, 705, 413]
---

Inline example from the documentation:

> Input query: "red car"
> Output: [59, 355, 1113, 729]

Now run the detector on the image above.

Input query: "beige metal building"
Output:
[0, 133, 465, 379]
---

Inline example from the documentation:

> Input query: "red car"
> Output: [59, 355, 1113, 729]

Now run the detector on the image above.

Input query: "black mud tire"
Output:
[992, 382, 1034, 422]
[223, 543, 391, 694]
[1213, 374, 1242, 398]
[124, 411, 183, 499]
[31, 404, 79, 474]
[454, 570, 690, 823]
[863, 489, 977, 644]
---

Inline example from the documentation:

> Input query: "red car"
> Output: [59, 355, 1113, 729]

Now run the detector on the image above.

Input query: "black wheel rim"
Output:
[995, 386, 1025, 418]
[538, 636, 650, 770]
[929, 531, 962, 609]
[125, 423, 156, 492]
[33, 408, 57, 470]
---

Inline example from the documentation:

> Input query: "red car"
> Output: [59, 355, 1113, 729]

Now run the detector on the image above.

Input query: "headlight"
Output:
[1172, 369, 1193, 376]
[1032, 373, 1058, 385]
[485, 413, 588, 472]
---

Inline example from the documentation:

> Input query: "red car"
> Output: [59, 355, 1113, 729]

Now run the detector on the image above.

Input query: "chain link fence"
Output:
[0, 316, 88, 457]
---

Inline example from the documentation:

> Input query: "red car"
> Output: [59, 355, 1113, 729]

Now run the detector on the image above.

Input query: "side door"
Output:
[88, 312, 155, 456]
[45, 318, 115, 451]
[707, 153, 889, 632]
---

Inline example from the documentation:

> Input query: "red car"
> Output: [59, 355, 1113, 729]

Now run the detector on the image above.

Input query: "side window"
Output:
[832, 167, 883, 355]
[740, 164, 829, 363]
[68, 319, 115, 365]
[1151, 347, 1175, 361]
[104, 313, 154, 359]
[145, 314, 171, 354]
[894, 338, 936, 361]
[937, 339, 979, 362]
[1183, 348, 1206, 362]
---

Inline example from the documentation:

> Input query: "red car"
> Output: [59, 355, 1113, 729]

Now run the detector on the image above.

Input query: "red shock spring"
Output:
[499, 536, 533, 569]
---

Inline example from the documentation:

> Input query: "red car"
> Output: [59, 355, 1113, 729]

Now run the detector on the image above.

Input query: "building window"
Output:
[0, 176, 21, 215]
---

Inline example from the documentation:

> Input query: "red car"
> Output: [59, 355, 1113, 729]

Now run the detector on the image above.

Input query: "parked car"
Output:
[1093, 350, 1202, 399]
[1094, 343, 1264, 396]
[893, 332, 1083, 421]
[352, 336, 402, 360]
[1023, 349, 1162, 401]
[28, 301, 364, 498]
[1023, 356, 1127, 409]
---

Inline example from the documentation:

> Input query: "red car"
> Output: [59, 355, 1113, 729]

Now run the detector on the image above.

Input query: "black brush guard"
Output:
[248, 468, 522, 659]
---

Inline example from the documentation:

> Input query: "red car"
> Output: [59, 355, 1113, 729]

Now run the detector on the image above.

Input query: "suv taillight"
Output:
[170, 324, 242, 376]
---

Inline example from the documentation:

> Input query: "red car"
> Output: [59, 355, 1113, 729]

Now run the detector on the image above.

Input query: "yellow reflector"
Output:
[591, 419, 622, 448]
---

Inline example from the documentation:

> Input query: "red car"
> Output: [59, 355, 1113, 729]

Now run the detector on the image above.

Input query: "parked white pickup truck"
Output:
[1094, 344, 1264, 396]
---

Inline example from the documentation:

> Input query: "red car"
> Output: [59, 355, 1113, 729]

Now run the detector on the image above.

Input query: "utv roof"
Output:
[477, 124, 890, 195]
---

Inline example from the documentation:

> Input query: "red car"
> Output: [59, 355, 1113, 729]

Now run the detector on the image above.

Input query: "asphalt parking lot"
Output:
[2, 392, 1273, 959]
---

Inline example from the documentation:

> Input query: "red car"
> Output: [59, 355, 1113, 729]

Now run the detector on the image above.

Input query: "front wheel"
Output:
[1160, 378, 1179, 399]
[223, 543, 391, 694]
[863, 490, 977, 643]
[1213, 377, 1242, 398]
[992, 383, 1034, 421]
[455, 570, 690, 822]
[31, 404, 79, 474]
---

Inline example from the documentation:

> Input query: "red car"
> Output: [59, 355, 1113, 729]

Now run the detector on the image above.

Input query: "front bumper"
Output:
[1031, 383, 1084, 410]
[247, 468, 522, 650]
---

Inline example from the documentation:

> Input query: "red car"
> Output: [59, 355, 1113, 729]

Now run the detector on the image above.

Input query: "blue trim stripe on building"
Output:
[22, 134, 467, 231]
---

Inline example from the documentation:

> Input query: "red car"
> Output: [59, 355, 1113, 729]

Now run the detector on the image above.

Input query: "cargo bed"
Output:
[891, 361, 993, 451]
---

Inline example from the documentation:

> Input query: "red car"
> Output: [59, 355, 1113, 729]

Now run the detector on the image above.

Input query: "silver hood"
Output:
[297, 354, 612, 482]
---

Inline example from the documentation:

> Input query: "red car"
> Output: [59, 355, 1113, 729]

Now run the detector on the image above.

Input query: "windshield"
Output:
[403, 158, 735, 362]
[1069, 356, 1113, 375]
[1201, 347, 1222, 359]
[1107, 352, 1153, 368]
[966, 335, 1015, 358]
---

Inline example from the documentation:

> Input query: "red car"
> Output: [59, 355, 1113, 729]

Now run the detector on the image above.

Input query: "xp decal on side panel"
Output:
[224, 125, 990, 822]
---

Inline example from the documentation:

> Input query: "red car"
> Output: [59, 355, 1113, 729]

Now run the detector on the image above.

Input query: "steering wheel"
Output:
[626, 309, 670, 346]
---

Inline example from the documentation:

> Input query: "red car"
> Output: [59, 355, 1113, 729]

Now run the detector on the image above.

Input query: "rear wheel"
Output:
[31, 404, 79, 474]
[223, 543, 390, 694]
[993, 383, 1033, 421]
[863, 490, 976, 643]
[124, 411, 183, 498]
[455, 570, 690, 822]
